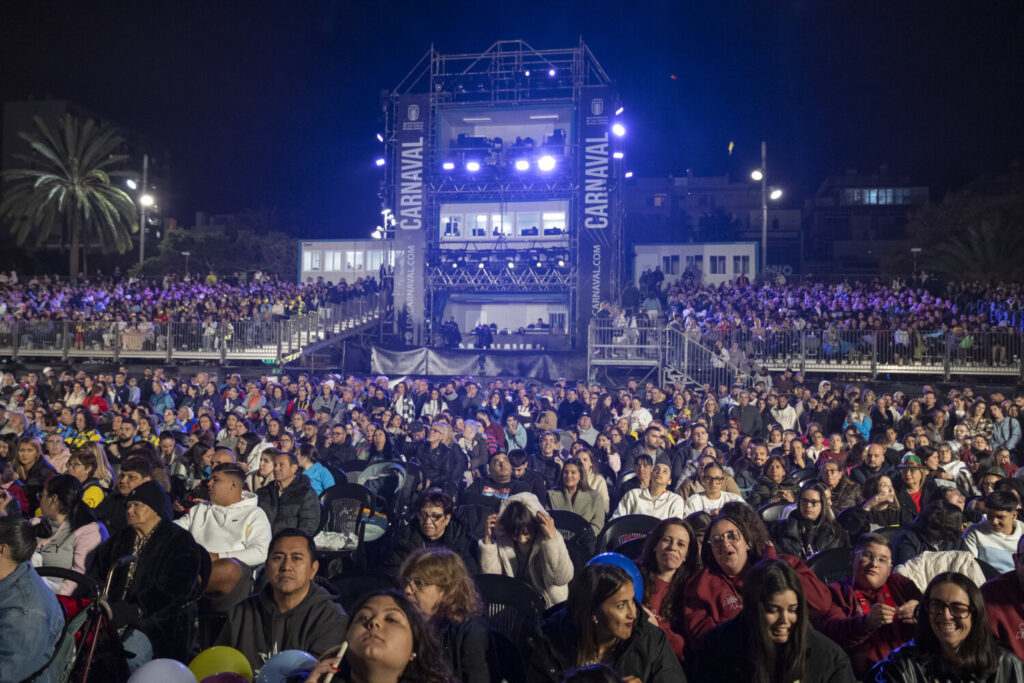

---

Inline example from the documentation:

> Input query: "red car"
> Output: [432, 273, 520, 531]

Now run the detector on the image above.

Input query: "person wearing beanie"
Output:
[89, 480, 203, 665]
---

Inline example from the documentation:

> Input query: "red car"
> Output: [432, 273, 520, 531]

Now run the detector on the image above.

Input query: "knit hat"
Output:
[898, 454, 928, 471]
[126, 480, 172, 520]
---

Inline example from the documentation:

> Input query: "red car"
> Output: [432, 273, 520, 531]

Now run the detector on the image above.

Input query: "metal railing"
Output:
[1, 292, 384, 365]
[589, 319, 1024, 382]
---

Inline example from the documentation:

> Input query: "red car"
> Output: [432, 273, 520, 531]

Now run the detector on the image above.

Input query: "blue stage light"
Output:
[515, 159, 530, 171]
[611, 123, 626, 137]
[537, 155, 556, 172]
[466, 161, 481, 172]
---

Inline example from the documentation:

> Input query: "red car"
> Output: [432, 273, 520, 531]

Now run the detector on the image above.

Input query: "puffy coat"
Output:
[894, 550, 985, 592]
[478, 492, 573, 607]
[527, 605, 686, 683]
[384, 516, 478, 575]
[772, 514, 849, 561]
[747, 475, 801, 508]
[256, 474, 321, 537]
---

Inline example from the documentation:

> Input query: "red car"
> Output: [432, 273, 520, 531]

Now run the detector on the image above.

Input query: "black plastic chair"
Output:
[462, 490, 502, 512]
[613, 537, 646, 561]
[806, 547, 855, 585]
[455, 503, 495, 541]
[564, 539, 593, 577]
[318, 482, 375, 570]
[596, 514, 660, 553]
[474, 573, 546, 644]
[758, 502, 789, 523]
[976, 558, 1002, 581]
[328, 570, 400, 614]
[547, 509, 592, 545]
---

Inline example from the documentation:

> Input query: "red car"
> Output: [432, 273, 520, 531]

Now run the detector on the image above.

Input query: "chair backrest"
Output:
[547, 509, 591, 545]
[975, 558, 1002, 581]
[758, 502, 789, 523]
[462, 490, 502, 512]
[319, 482, 375, 539]
[596, 514, 661, 553]
[474, 573, 545, 642]
[805, 547, 855, 585]
[328, 570, 400, 614]
[613, 537, 646, 561]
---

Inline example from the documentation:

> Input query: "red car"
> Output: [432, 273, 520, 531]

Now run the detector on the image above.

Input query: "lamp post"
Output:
[751, 141, 783, 276]
[181, 251, 191, 278]
[910, 247, 922, 277]
[138, 153, 149, 264]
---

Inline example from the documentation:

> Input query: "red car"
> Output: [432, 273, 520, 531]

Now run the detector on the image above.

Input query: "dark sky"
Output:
[2, 0, 1021, 238]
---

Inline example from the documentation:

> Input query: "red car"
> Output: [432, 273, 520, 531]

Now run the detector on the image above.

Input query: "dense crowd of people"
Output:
[616, 271, 1024, 368]
[0, 271, 380, 324]
[3, 362, 1024, 681]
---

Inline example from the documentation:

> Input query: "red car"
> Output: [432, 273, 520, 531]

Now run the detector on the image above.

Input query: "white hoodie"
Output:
[175, 491, 271, 568]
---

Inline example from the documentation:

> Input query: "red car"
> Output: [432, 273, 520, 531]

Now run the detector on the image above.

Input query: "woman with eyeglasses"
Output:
[772, 481, 849, 561]
[680, 509, 833, 658]
[819, 459, 862, 515]
[385, 489, 477, 576]
[692, 558, 855, 683]
[818, 534, 921, 678]
[870, 572, 1024, 682]
[399, 547, 491, 683]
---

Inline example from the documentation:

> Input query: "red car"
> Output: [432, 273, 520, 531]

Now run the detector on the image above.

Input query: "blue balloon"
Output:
[128, 658, 198, 683]
[587, 552, 644, 603]
[256, 650, 318, 683]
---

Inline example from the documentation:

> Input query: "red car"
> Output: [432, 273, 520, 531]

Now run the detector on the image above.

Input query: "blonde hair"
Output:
[399, 547, 482, 625]
[76, 441, 116, 486]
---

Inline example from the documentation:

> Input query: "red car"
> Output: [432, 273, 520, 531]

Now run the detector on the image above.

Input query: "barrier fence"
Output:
[589, 319, 1024, 383]
[0, 292, 383, 365]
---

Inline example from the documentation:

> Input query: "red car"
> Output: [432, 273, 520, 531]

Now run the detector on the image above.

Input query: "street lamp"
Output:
[910, 247, 922, 275]
[750, 141, 784, 275]
[181, 251, 191, 278]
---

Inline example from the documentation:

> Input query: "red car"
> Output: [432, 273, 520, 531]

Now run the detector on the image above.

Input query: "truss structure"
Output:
[427, 265, 576, 292]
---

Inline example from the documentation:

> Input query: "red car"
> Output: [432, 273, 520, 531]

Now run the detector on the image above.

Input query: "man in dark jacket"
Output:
[849, 443, 897, 486]
[94, 455, 153, 535]
[217, 529, 348, 673]
[257, 452, 321, 536]
[412, 423, 465, 495]
[729, 390, 763, 438]
[556, 388, 585, 428]
[90, 480, 202, 661]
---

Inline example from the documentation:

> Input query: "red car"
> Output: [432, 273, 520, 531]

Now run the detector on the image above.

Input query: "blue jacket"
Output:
[150, 390, 175, 416]
[0, 562, 63, 683]
[992, 417, 1021, 452]
[303, 461, 336, 496]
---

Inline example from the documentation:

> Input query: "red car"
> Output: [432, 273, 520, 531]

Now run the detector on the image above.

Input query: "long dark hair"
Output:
[567, 563, 635, 667]
[341, 590, 452, 683]
[742, 558, 807, 683]
[915, 572, 1000, 677]
[43, 474, 96, 530]
[637, 517, 698, 625]
[918, 500, 964, 546]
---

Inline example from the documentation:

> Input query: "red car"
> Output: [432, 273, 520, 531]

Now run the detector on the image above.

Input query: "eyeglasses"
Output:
[403, 576, 430, 591]
[927, 600, 971, 619]
[799, 498, 822, 506]
[857, 552, 892, 567]
[418, 512, 445, 523]
[704, 476, 725, 484]
[709, 530, 743, 547]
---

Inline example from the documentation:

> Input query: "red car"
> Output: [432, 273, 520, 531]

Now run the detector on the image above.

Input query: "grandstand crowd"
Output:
[2, 357, 1024, 681]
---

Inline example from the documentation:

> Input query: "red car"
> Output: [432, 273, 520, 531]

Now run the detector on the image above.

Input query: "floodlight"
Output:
[750, 169, 764, 181]
[548, 68, 556, 77]
[375, 158, 385, 167]
[611, 123, 626, 137]
[139, 194, 154, 207]
[613, 151, 624, 159]
[376, 133, 384, 143]
[524, 69, 531, 77]
[466, 161, 481, 172]
[770, 188, 783, 200]
[557, 258, 565, 267]
[442, 161, 455, 171]
[615, 106, 624, 116]
[537, 155, 556, 172]
[126, 179, 137, 190]
[514, 159, 530, 171]
[624, 171, 634, 178]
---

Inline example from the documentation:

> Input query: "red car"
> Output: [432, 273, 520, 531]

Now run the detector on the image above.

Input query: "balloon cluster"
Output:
[127, 647, 316, 683]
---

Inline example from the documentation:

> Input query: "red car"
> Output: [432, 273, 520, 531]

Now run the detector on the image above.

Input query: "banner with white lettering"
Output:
[393, 94, 430, 346]
[576, 87, 620, 346]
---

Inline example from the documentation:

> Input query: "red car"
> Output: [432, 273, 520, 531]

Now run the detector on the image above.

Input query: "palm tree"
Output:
[0, 114, 137, 283]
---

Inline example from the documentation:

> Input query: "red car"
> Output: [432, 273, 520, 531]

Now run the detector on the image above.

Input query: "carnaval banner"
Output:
[393, 94, 430, 346]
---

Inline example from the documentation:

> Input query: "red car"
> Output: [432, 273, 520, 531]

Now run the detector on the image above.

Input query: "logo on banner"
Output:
[407, 104, 420, 122]
[590, 98, 604, 116]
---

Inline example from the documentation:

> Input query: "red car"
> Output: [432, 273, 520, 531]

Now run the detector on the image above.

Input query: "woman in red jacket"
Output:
[679, 507, 833, 658]
[817, 533, 920, 678]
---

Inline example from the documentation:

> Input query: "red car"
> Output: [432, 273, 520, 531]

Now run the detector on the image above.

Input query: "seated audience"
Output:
[217, 529, 348, 673]
[613, 460, 685, 520]
[772, 481, 849, 561]
[960, 489, 1024, 573]
[681, 462, 745, 515]
[31, 474, 109, 594]
[636, 517, 699, 660]
[548, 456, 607, 535]
[257, 449, 321, 537]
[386, 489, 477, 574]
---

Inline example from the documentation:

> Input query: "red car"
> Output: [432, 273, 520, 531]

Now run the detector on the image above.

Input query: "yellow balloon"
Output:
[188, 647, 253, 682]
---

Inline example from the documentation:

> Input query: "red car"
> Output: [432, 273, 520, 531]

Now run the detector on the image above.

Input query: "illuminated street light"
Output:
[750, 169, 764, 182]
[139, 194, 154, 207]
[769, 188, 783, 201]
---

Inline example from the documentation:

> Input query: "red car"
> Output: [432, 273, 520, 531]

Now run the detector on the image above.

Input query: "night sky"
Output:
[2, 0, 1021, 239]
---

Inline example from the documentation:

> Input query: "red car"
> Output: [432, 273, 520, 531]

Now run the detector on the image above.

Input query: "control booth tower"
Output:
[383, 39, 624, 351]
